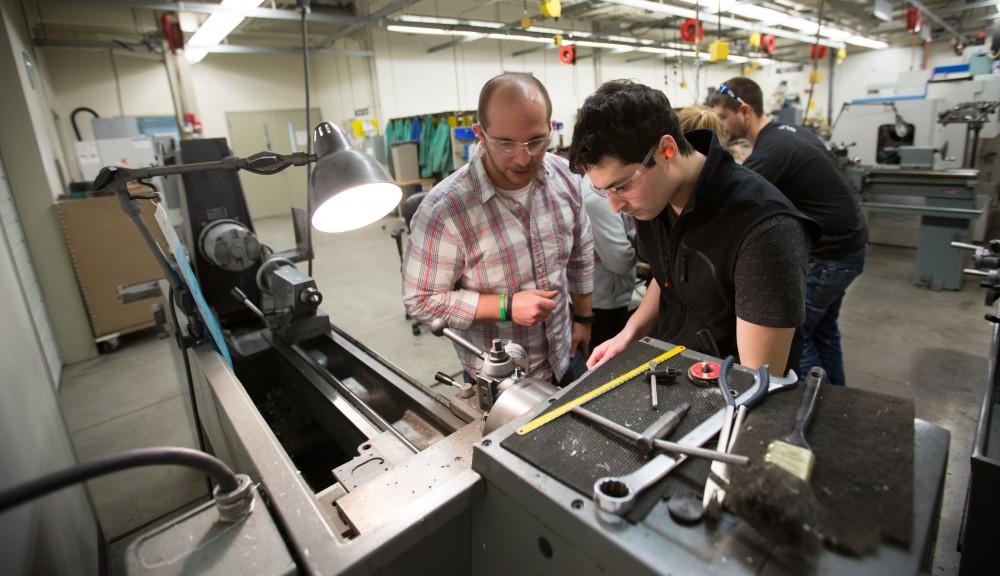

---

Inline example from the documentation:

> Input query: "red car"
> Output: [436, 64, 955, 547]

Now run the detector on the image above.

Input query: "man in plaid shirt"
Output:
[402, 73, 594, 384]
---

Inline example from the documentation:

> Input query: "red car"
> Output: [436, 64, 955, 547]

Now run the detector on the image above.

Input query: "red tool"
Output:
[688, 360, 721, 386]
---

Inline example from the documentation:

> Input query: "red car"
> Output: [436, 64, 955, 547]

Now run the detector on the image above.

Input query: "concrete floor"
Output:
[57, 213, 992, 574]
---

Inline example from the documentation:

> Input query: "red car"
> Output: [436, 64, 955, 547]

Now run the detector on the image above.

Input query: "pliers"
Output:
[702, 356, 770, 516]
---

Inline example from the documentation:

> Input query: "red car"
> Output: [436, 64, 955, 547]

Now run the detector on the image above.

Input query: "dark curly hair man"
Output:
[569, 80, 818, 377]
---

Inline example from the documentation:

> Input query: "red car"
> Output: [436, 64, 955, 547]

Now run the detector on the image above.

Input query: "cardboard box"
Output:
[55, 194, 166, 340]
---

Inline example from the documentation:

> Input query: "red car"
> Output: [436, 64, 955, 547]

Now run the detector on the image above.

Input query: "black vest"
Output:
[636, 130, 819, 370]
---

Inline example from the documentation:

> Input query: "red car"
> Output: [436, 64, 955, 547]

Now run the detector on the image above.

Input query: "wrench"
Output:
[592, 364, 800, 516]
[572, 406, 746, 464]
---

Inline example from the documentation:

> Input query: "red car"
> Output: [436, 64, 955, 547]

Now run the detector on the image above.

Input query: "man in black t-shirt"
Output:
[569, 80, 817, 377]
[713, 77, 867, 386]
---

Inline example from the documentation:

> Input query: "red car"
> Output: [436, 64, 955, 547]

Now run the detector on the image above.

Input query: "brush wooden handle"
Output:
[793, 367, 825, 442]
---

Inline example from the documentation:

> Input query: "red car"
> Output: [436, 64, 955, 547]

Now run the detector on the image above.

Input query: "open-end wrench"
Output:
[592, 363, 800, 517]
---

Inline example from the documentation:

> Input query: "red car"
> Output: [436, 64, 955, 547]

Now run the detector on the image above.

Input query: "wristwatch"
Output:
[572, 314, 595, 325]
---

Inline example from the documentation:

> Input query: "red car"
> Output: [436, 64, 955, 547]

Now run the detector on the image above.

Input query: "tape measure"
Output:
[515, 345, 686, 435]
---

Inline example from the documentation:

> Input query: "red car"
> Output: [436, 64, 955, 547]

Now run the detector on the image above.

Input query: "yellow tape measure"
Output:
[515, 345, 686, 435]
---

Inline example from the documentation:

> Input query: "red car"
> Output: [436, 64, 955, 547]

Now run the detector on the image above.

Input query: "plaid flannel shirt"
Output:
[402, 150, 594, 382]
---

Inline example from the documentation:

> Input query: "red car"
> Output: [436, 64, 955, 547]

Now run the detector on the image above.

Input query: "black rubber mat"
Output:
[501, 341, 755, 522]
[726, 384, 914, 555]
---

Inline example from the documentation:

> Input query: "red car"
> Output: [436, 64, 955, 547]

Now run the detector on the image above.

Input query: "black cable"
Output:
[168, 289, 211, 490]
[70, 107, 99, 142]
[300, 0, 314, 277]
[0, 447, 238, 514]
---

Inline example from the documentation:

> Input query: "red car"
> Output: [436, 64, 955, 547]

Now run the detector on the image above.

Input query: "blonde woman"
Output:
[677, 104, 750, 163]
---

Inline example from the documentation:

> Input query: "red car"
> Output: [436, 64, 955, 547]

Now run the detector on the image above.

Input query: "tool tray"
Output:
[501, 340, 755, 521]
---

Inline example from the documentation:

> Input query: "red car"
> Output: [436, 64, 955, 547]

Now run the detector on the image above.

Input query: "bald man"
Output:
[403, 73, 594, 385]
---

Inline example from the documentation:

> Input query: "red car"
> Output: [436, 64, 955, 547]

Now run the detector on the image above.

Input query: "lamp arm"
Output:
[95, 167, 185, 292]
[91, 149, 316, 299]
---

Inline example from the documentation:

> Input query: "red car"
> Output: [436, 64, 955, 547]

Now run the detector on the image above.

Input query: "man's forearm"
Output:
[474, 293, 501, 322]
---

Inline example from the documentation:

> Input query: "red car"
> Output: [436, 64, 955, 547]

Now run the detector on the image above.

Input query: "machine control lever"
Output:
[429, 318, 487, 359]
[434, 371, 475, 398]
[231, 287, 273, 328]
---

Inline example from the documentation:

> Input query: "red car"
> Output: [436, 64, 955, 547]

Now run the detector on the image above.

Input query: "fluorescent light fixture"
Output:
[605, 0, 696, 19]
[386, 25, 481, 37]
[638, 46, 682, 56]
[185, 0, 264, 64]
[665, 0, 888, 50]
[572, 39, 635, 50]
[397, 14, 504, 28]
[527, 25, 589, 36]
[185, 48, 208, 64]
[486, 33, 553, 44]
[846, 35, 889, 50]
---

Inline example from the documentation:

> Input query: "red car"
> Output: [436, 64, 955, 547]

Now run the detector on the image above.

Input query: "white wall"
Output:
[0, 152, 99, 574]
[45, 49, 175, 142]
[1, 0, 97, 366]
[0, 10, 99, 571]
[313, 37, 379, 126]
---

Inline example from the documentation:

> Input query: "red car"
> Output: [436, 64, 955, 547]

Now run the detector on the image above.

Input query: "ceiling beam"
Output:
[34, 37, 375, 56]
[36, 0, 360, 25]
[904, 0, 967, 42]
[317, 0, 419, 47]
[937, 0, 1000, 15]
[426, 0, 603, 54]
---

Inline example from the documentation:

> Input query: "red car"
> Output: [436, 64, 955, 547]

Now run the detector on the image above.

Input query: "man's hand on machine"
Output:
[587, 331, 632, 369]
[511, 289, 559, 326]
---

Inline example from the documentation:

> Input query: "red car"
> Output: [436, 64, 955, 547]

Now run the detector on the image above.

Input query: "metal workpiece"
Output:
[484, 377, 557, 436]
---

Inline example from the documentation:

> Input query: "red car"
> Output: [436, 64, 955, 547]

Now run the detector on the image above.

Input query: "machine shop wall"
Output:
[0, 147, 100, 574]
[372, 28, 597, 143]
[0, 0, 98, 368]
[45, 47, 175, 182]
[312, 38, 379, 126]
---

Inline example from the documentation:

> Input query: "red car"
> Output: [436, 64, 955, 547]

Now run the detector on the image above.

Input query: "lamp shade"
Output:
[310, 122, 402, 233]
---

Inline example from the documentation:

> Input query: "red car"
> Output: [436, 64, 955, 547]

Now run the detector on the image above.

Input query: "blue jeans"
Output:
[800, 247, 866, 386]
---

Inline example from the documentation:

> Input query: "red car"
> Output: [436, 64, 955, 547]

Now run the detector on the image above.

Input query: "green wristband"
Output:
[499, 293, 508, 321]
